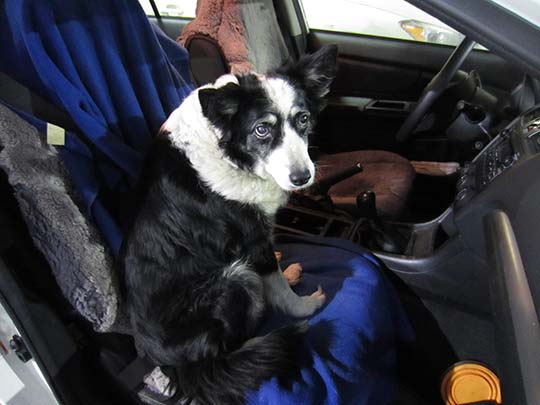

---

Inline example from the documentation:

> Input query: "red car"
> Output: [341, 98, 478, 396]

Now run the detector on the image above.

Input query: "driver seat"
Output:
[179, 0, 416, 219]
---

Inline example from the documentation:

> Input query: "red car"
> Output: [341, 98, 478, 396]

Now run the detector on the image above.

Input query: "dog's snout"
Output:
[289, 169, 311, 187]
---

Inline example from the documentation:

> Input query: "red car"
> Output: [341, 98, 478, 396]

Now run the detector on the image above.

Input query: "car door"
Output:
[298, 0, 523, 159]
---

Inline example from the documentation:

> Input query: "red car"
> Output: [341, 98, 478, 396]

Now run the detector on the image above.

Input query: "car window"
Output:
[138, 0, 196, 18]
[300, 0, 469, 47]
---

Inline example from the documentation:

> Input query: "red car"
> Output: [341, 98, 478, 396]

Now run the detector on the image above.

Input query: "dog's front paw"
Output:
[309, 285, 326, 308]
[283, 262, 303, 286]
[293, 286, 326, 317]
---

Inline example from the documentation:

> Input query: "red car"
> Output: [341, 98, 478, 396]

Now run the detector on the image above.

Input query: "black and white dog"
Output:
[123, 45, 338, 404]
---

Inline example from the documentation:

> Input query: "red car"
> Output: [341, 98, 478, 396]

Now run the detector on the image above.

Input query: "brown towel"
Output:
[179, 0, 290, 74]
[410, 161, 460, 176]
[178, 0, 252, 74]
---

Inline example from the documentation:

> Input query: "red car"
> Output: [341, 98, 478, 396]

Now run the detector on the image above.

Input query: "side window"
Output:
[300, 0, 466, 47]
[138, 0, 197, 19]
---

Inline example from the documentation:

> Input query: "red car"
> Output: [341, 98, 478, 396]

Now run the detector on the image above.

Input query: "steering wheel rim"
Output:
[396, 37, 477, 142]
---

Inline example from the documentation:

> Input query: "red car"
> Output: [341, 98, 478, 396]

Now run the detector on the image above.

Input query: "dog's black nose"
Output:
[289, 170, 311, 186]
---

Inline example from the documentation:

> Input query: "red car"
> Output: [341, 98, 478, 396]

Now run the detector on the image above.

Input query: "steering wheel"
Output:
[396, 37, 477, 142]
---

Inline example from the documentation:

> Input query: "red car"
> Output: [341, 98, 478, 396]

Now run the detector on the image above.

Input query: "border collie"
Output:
[123, 45, 338, 404]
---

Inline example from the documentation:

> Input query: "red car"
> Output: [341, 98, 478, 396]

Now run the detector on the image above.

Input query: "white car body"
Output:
[139, 0, 196, 18]
[301, 0, 460, 44]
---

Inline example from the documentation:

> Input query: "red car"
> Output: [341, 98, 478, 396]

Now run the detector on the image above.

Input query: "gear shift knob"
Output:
[356, 190, 377, 219]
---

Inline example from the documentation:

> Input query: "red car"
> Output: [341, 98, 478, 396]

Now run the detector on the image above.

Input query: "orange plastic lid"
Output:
[441, 361, 502, 405]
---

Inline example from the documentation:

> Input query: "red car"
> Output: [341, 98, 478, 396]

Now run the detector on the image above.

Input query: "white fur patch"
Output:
[262, 78, 297, 117]
[214, 74, 239, 88]
[163, 79, 289, 216]
[222, 259, 251, 278]
[222, 260, 265, 322]
[261, 78, 315, 190]
[262, 121, 315, 190]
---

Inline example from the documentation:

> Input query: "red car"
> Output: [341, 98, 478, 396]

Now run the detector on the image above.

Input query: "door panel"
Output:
[308, 30, 523, 154]
[311, 30, 522, 98]
[316, 106, 406, 154]
[334, 56, 425, 100]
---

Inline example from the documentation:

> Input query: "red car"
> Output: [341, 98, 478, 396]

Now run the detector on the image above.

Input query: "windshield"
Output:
[489, 0, 540, 28]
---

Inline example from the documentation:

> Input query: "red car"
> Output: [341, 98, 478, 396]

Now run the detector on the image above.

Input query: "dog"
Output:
[122, 44, 338, 404]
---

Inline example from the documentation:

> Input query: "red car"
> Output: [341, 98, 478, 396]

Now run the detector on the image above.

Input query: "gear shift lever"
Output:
[356, 190, 377, 220]
[355, 190, 404, 254]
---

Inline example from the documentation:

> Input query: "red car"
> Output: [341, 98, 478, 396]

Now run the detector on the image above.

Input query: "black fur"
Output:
[276, 44, 338, 113]
[198, 75, 287, 171]
[122, 45, 338, 405]
[123, 135, 307, 404]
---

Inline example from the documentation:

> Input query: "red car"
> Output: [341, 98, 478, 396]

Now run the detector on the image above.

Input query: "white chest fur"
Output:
[162, 89, 289, 217]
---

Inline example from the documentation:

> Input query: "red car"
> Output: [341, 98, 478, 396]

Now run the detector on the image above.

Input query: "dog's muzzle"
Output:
[289, 169, 312, 187]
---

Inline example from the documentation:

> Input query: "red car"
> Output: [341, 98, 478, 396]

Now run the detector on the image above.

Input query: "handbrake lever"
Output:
[311, 163, 363, 195]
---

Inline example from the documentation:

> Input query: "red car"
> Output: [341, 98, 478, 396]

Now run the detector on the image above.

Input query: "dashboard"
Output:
[454, 105, 540, 210]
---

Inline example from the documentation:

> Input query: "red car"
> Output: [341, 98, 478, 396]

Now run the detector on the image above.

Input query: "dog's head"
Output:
[198, 45, 338, 191]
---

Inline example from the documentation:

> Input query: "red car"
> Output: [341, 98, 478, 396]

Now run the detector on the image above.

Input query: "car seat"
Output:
[0, 101, 414, 403]
[0, 1, 414, 403]
[179, 0, 416, 219]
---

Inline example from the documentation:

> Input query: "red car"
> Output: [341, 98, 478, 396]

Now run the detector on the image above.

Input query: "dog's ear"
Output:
[198, 83, 240, 124]
[280, 45, 338, 100]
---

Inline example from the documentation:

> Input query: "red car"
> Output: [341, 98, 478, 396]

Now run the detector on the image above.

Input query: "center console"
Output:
[276, 105, 540, 258]
[274, 205, 357, 239]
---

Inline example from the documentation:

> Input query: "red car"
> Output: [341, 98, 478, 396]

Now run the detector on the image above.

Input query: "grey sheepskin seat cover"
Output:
[0, 104, 120, 332]
[0, 104, 173, 398]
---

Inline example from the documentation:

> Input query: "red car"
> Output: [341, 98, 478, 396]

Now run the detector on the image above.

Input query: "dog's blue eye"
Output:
[297, 113, 310, 127]
[255, 124, 271, 138]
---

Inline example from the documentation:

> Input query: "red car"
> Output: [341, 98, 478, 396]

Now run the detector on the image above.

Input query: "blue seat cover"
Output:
[0, 0, 194, 254]
[251, 235, 414, 405]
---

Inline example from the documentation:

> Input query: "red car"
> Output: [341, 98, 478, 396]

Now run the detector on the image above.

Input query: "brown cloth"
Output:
[316, 151, 416, 219]
[178, 0, 289, 74]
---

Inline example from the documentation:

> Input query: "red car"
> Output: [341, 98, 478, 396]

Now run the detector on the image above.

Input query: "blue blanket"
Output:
[253, 235, 413, 405]
[0, 0, 194, 254]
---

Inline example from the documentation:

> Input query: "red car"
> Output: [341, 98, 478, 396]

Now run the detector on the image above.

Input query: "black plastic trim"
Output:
[374, 235, 466, 274]
[147, 0, 161, 19]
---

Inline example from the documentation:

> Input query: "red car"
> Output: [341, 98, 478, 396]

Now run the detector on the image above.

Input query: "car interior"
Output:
[1, 0, 540, 404]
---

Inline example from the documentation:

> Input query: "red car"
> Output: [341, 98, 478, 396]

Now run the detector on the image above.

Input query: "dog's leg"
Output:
[263, 269, 325, 317]
[275, 252, 302, 286]
[282, 262, 302, 286]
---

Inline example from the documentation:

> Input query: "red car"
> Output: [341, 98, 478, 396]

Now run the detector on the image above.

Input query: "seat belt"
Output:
[0, 72, 114, 172]
[0, 72, 80, 134]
